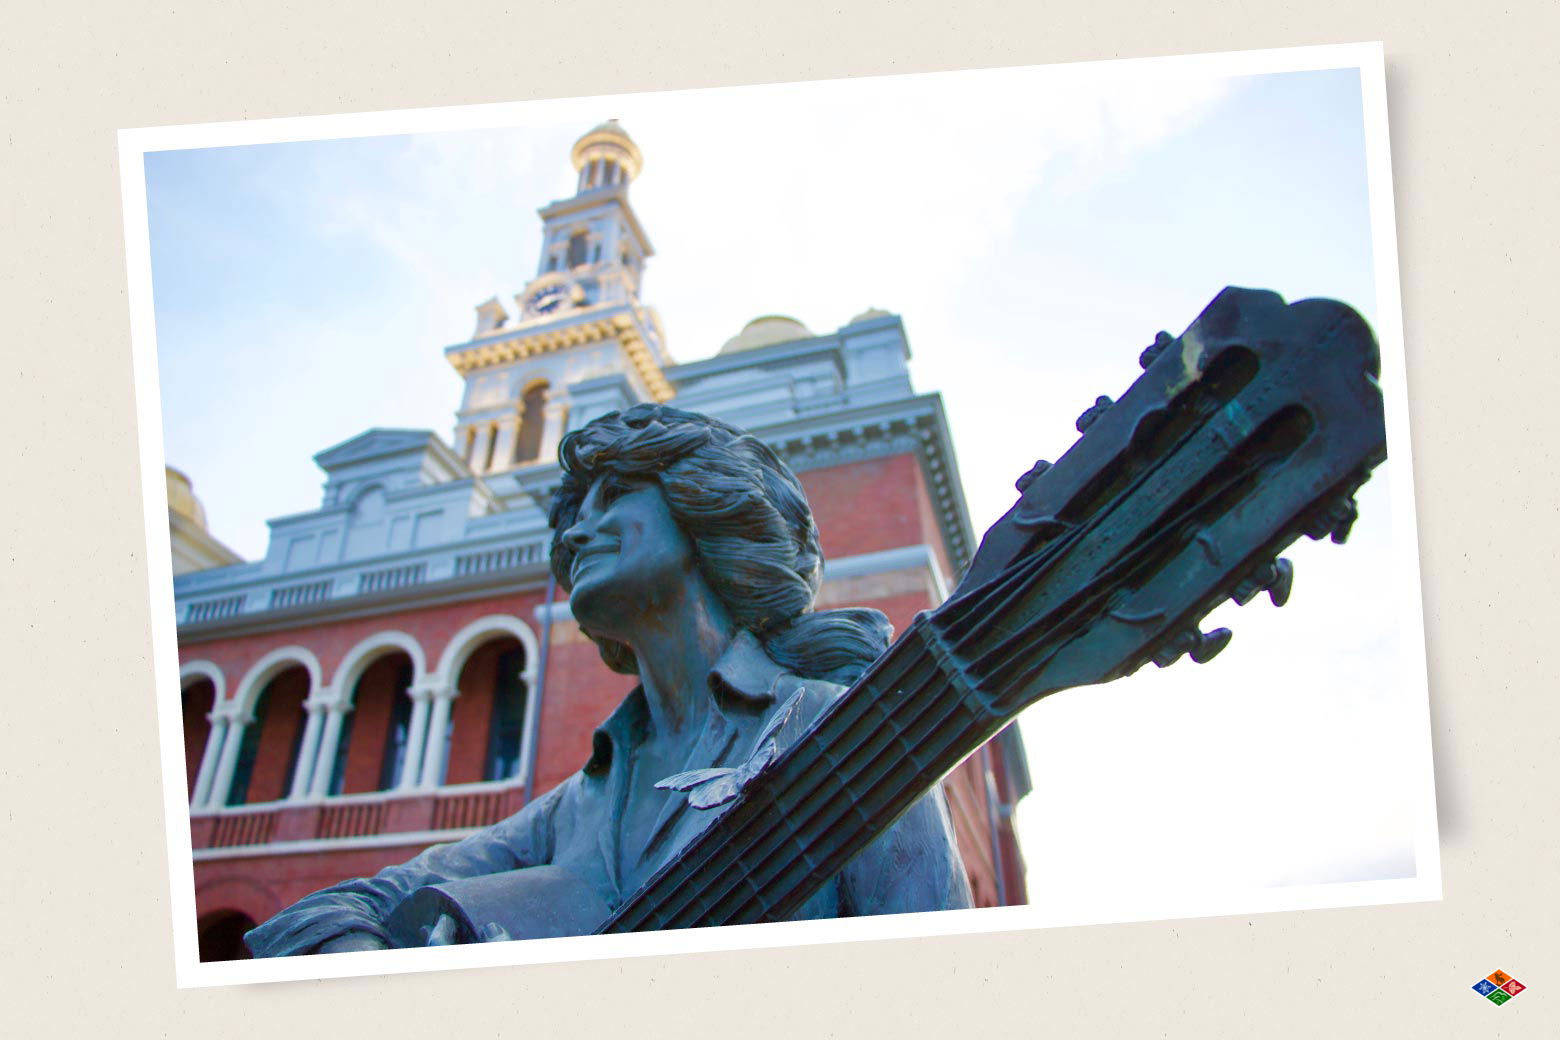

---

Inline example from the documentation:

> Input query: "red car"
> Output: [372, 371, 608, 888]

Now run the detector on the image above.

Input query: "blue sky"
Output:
[144, 61, 1430, 912]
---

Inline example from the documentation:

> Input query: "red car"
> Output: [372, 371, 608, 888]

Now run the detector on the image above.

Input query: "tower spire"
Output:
[444, 121, 671, 477]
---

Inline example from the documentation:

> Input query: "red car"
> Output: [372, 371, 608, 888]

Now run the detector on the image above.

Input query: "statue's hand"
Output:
[423, 914, 459, 945]
[420, 915, 513, 945]
[478, 922, 513, 943]
[317, 931, 390, 954]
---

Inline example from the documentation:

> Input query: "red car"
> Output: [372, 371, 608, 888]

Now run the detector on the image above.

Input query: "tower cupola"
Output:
[570, 119, 643, 193]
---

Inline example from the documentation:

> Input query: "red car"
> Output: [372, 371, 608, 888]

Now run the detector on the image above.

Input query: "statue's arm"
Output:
[244, 781, 569, 957]
[838, 783, 974, 916]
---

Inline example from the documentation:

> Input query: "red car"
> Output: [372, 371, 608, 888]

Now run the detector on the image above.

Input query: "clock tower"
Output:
[446, 120, 672, 477]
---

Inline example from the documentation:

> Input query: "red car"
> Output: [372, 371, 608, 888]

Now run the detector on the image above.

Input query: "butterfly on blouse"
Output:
[654, 740, 779, 810]
[655, 685, 807, 810]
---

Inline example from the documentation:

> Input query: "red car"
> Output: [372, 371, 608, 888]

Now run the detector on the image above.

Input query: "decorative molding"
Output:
[444, 311, 672, 403]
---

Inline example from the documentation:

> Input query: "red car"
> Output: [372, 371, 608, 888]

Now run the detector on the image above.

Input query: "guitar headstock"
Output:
[935, 286, 1385, 714]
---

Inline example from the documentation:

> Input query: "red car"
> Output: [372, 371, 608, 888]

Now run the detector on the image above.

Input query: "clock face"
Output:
[529, 285, 567, 315]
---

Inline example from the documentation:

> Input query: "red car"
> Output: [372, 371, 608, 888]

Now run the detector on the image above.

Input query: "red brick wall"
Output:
[800, 453, 956, 586]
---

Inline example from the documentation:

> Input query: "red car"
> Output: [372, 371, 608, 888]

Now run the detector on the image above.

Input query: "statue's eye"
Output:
[597, 478, 631, 505]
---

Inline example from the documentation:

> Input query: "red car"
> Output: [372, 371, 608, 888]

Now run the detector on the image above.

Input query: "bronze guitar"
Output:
[386, 285, 1387, 943]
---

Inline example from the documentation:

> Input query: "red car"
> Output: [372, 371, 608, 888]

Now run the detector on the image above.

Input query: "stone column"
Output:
[286, 697, 329, 800]
[469, 424, 495, 475]
[491, 417, 519, 470]
[206, 709, 252, 810]
[417, 685, 459, 789]
[396, 684, 435, 792]
[538, 399, 571, 464]
[190, 713, 229, 810]
[307, 700, 353, 798]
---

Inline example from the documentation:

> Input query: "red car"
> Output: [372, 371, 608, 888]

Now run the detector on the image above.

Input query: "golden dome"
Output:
[849, 306, 892, 324]
[719, 315, 815, 354]
[570, 119, 643, 180]
[166, 466, 208, 530]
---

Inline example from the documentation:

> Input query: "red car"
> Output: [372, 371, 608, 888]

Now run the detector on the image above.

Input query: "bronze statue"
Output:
[248, 287, 1389, 951]
[246, 405, 973, 955]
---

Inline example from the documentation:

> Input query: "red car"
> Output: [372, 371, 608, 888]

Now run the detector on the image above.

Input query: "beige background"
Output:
[2, 0, 1555, 1035]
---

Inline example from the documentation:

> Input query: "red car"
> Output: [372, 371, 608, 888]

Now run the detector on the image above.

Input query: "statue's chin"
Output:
[568, 577, 630, 643]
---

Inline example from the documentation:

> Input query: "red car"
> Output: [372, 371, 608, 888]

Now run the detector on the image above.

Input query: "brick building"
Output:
[171, 121, 1030, 961]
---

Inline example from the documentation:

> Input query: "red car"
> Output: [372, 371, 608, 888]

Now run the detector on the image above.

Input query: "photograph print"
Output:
[121, 43, 1438, 986]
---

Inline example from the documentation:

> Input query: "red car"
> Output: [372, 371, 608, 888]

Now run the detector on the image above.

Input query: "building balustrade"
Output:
[186, 594, 246, 623]
[176, 536, 552, 627]
[357, 561, 427, 594]
[268, 579, 332, 610]
[190, 778, 533, 853]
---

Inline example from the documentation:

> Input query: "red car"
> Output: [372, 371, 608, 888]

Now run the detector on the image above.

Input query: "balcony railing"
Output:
[190, 780, 533, 854]
[175, 535, 551, 627]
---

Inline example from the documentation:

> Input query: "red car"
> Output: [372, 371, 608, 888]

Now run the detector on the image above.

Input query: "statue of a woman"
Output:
[246, 404, 972, 956]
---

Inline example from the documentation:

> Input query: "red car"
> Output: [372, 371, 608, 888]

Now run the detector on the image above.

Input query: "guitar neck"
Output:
[599, 617, 1000, 932]
[598, 287, 1387, 936]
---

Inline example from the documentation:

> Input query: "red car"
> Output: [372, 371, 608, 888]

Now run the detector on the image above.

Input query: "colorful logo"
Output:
[1472, 970, 1526, 1005]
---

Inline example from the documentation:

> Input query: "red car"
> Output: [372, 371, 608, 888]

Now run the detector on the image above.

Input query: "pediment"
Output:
[314, 428, 437, 472]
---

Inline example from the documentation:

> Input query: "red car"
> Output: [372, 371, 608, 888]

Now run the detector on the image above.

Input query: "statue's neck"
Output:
[626, 579, 736, 743]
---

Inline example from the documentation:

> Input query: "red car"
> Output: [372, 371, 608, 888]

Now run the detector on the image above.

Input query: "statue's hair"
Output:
[548, 404, 892, 683]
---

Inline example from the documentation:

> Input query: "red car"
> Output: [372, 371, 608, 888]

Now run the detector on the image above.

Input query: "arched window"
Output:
[512, 381, 549, 464]
[226, 666, 310, 806]
[378, 663, 416, 790]
[441, 635, 529, 786]
[485, 646, 529, 781]
[567, 231, 589, 268]
[328, 653, 414, 795]
[181, 678, 217, 798]
[198, 910, 257, 962]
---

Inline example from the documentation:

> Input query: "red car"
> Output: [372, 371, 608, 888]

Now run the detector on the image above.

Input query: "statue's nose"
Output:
[563, 521, 594, 551]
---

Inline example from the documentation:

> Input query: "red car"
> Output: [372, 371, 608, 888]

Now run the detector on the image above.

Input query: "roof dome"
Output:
[719, 315, 814, 354]
[165, 466, 209, 530]
[570, 119, 644, 181]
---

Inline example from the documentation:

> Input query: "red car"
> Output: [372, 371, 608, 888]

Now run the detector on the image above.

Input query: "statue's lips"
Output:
[570, 545, 618, 583]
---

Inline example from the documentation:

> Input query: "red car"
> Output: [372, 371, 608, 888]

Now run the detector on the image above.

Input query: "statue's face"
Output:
[563, 473, 699, 640]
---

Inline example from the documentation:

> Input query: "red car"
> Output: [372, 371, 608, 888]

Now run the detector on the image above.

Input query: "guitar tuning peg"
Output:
[1152, 626, 1233, 668]
[1189, 627, 1232, 664]
[1151, 629, 1197, 668]
[1303, 495, 1359, 543]
[1139, 331, 1174, 370]
[1231, 557, 1294, 607]
[1015, 459, 1051, 493]
[1076, 395, 1114, 433]
[1329, 499, 1358, 544]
